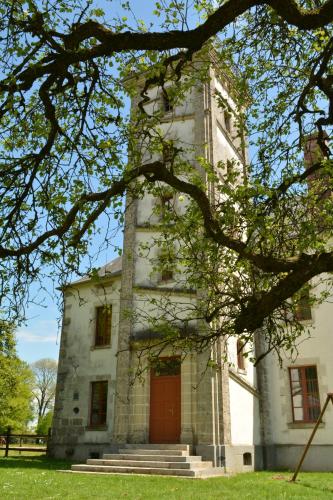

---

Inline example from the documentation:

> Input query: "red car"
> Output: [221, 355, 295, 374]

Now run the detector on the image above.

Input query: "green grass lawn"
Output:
[0, 454, 333, 499]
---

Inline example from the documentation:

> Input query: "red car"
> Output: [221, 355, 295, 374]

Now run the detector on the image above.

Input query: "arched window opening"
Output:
[243, 452, 252, 466]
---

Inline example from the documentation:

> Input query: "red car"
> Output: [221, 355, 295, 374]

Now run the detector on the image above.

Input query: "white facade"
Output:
[51, 60, 333, 472]
[260, 278, 333, 470]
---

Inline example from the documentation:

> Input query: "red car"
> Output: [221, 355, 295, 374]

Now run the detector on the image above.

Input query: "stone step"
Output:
[121, 443, 191, 452]
[103, 453, 202, 462]
[86, 459, 212, 469]
[118, 448, 187, 456]
[71, 464, 198, 477]
[70, 444, 224, 478]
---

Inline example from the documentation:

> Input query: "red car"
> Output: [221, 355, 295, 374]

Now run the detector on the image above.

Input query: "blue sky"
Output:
[16, 311, 61, 363]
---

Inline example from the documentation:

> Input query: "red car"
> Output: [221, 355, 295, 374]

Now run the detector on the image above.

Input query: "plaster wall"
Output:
[229, 378, 261, 446]
[50, 279, 121, 458]
[263, 280, 333, 469]
[216, 125, 243, 168]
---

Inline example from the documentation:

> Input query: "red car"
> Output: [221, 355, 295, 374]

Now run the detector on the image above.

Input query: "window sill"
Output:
[296, 319, 313, 326]
[237, 368, 247, 375]
[90, 345, 111, 351]
[85, 425, 108, 431]
[287, 422, 325, 429]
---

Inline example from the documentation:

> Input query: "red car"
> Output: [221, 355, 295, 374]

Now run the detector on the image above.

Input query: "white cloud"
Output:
[16, 320, 59, 343]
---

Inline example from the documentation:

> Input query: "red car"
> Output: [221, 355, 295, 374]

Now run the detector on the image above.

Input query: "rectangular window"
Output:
[237, 340, 245, 371]
[295, 290, 312, 321]
[161, 268, 173, 281]
[90, 381, 108, 427]
[224, 110, 231, 133]
[159, 251, 174, 282]
[95, 306, 112, 346]
[162, 92, 173, 113]
[160, 193, 173, 213]
[289, 366, 320, 422]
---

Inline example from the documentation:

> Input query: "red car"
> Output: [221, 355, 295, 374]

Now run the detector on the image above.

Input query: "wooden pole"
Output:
[5, 426, 10, 457]
[291, 393, 333, 482]
[46, 427, 51, 456]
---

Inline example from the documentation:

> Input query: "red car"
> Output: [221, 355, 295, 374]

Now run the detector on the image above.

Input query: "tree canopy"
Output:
[0, 1, 332, 358]
[36, 410, 53, 435]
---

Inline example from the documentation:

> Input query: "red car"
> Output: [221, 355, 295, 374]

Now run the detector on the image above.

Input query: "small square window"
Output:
[95, 306, 112, 346]
[295, 290, 312, 321]
[161, 268, 174, 282]
[162, 141, 175, 164]
[162, 92, 173, 113]
[160, 193, 173, 213]
[159, 250, 175, 282]
[226, 159, 236, 177]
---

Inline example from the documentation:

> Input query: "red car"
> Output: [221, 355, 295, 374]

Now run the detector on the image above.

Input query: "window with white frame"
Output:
[289, 365, 320, 423]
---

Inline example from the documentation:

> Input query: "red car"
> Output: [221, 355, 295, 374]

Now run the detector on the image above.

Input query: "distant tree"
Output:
[31, 358, 58, 419]
[0, 322, 34, 432]
[36, 410, 53, 436]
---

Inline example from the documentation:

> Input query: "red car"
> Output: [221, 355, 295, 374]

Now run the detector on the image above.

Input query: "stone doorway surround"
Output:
[149, 357, 181, 443]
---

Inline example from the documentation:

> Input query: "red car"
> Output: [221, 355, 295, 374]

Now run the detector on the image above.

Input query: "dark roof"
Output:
[71, 255, 122, 285]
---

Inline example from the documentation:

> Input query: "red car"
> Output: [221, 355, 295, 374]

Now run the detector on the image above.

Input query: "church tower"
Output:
[51, 54, 261, 473]
[112, 55, 257, 469]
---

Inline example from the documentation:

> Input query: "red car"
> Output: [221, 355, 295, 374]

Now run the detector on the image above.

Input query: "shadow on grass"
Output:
[293, 478, 333, 497]
[0, 455, 73, 471]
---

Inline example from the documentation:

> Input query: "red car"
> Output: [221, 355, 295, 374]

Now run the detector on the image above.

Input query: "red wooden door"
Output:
[149, 358, 181, 443]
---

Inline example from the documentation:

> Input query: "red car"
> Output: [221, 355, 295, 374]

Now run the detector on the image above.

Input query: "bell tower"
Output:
[113, 55, 248, 467]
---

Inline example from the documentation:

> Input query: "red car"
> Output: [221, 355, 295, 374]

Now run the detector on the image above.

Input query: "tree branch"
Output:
[3, 1, 333, 95]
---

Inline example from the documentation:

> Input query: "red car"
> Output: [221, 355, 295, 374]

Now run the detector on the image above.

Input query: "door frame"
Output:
[149, 356, 181, 443]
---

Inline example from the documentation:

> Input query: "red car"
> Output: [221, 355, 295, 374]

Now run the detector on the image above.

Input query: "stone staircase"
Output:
[71, 444, 225, 478]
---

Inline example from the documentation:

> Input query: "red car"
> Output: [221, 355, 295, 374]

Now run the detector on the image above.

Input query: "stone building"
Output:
[50, 58, 333, 473]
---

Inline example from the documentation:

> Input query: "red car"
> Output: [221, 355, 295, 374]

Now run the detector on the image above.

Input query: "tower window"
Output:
[237, 340, 246, 371]
[159, 249, 175, 282]
[226, 159, 233, 176]
[295, 290, 312, 322]
[90, 381, 108, 427]
[161, 268, 173, 282]
[289, 366, 320, 422]
[224, 111, 231, 133]
[162, 92, 173, 113]
[160, 193, 173, 214]
[95, 306, 112, 346]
